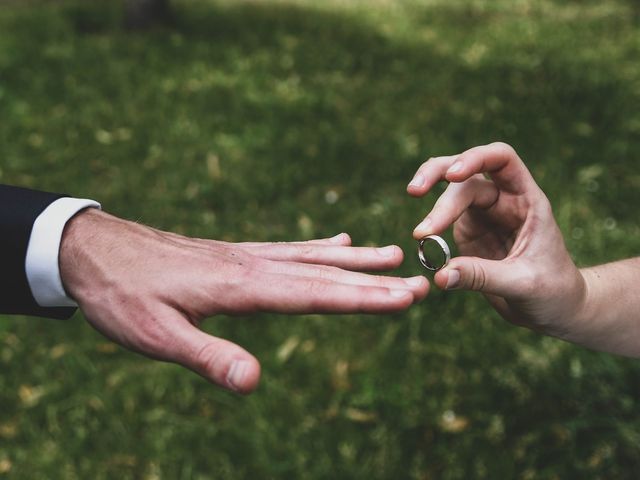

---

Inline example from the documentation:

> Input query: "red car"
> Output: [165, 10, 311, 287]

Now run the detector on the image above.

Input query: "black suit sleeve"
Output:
[0, 184, 77, 319]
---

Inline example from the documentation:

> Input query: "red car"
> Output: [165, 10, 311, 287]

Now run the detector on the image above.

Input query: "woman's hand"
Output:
[407, 142, 587, 339]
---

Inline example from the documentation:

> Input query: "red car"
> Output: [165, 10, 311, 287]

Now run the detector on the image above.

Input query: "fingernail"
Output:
[405, 276, 425, 287]
[390, 289, 410, 298]
[408, 173, 425, 188]
[377, 245, 396, 257]
[447, 162, 462, 174]
[414, 217, 432, 236]
[226, 360, 249, 391]
[445, 269, 460, 289]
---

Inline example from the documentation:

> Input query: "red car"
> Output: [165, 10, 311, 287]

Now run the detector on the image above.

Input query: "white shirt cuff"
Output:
[25, 197, 101, 308]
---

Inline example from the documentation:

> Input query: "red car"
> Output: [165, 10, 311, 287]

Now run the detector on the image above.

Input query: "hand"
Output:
[407, 142, 586, 339]
[60, 209, 428, 394]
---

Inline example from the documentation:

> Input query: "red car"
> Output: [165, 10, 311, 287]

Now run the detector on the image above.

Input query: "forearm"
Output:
[567, 258, 640, 357]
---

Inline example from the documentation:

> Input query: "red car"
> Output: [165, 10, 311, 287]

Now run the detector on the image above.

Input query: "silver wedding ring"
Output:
[418, 235, 451, 271]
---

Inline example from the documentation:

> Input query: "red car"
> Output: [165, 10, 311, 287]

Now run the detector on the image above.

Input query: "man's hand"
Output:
[407, 142, 587, 339]
[60, 209, 428, 394]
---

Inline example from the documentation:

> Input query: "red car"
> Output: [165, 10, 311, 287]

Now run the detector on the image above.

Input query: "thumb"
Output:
[169, 317, 262, 394]
[434, 256, 533, 298]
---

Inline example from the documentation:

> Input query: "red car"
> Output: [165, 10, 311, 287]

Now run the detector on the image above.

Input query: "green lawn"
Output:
[1, 0, 640, 478]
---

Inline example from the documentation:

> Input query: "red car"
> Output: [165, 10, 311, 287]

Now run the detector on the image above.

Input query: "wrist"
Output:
[59, 208, 110, 303]
[536, 266, 589, 341]
[574, 268, 596, 325]
[554, 266, 610, 350]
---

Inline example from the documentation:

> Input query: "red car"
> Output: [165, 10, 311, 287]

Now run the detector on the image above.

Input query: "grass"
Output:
[1, 0, 640, 478]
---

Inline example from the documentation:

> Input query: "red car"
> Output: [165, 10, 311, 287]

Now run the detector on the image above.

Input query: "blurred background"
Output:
[1, 0, 640, 478]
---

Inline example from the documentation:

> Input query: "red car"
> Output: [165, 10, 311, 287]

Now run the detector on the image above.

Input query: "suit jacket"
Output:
[0, 184, 76, 319]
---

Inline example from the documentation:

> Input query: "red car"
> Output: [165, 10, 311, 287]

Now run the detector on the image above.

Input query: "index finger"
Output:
[444, 142, 538, 194]
[407, 142, 538, 197]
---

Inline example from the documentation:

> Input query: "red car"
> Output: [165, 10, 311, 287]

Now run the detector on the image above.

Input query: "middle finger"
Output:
[413, 175, 499, 239]
[260, 259, 429, 302]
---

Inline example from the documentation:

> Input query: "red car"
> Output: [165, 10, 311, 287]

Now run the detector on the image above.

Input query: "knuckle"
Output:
[194, 341, 226, 378]
[318, 265, 341, 282]
[467, 175, 487, 187]
[468, 263, 488, 291]
[428, 204, 443, 218]
[130, 316, 173, 360]
[211, 247, 254, 275]
[489, 142, 517, 159]
[421, 157, 435, 168]
[372, 275, 389, 288]
[228, 254, 258, 279]
[350, 286, 371, 313]
[295, 245, 315, 259]
[535, 195, 554, 219]
[210, 258, 262, 314]
[307, 279, 330, 297]
[517, 265, 545, 299]
[490, 141, 514, 153]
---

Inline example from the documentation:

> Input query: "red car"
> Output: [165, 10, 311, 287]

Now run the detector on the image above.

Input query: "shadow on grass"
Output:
[166, 2, 638, 223]
[7, 1, 638, 217]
